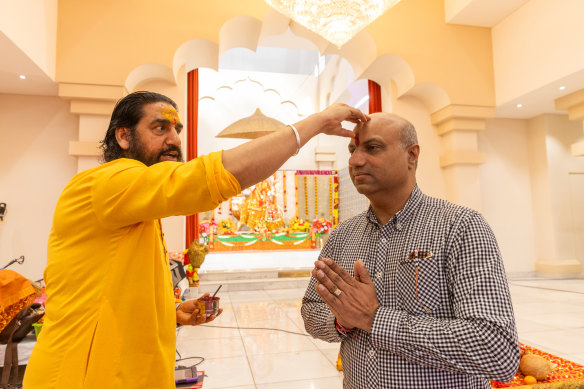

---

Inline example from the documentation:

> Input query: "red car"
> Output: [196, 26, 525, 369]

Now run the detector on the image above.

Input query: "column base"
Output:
[535, 259, 582, 274]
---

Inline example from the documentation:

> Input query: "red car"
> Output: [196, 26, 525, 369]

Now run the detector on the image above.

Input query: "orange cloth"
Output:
[0, 270, 37, 312]
[491, 344, 584, 388]
[0, 270, 39, 333]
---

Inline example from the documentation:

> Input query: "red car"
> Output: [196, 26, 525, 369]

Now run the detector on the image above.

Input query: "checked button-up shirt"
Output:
[301, 186, 520, 389]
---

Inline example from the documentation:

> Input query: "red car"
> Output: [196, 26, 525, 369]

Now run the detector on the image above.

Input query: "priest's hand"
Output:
[312, 258, 379, 332]
[176, 293, 223, 326]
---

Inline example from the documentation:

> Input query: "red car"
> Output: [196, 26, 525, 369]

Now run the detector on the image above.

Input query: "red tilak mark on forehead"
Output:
[355, 134, 360, 146]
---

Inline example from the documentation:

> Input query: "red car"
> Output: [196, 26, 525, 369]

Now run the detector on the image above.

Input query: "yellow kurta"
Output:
[24, 152, 240, 389]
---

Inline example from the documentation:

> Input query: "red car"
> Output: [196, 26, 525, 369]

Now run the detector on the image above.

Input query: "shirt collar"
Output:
[366, 185, 423, 228]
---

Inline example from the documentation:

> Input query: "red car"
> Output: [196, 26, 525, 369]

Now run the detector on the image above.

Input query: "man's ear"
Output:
[407, 144, 420, 168]
[115, 127, 131, 151]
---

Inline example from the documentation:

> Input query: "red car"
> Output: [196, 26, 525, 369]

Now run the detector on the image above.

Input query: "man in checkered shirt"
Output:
[301, 113, 520, 388]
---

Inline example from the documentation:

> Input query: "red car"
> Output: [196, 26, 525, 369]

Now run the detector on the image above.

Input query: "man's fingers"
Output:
[312, 267, 339, 296]
[354, 260, 373, 284]
[319, 258, 355, 286]
[315, 282, 340, 307]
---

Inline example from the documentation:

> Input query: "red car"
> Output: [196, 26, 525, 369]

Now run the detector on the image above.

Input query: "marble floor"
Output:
[176, 276, 584, 389]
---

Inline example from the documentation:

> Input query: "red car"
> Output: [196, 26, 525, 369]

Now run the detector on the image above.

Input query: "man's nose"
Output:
[349, 149, 365, 167]
[167, 126, 181, 146]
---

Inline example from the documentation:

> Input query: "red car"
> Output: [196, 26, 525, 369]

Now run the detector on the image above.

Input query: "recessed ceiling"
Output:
[0, 31, 57, 96]
[445, 0, 531, 27]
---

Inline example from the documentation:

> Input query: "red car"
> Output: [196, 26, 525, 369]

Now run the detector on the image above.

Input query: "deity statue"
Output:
[239, 180, 284, 232]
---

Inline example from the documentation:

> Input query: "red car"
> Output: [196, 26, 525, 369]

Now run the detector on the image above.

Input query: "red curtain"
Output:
[185, 69, 199, 247]
[368, 80, 382, 114]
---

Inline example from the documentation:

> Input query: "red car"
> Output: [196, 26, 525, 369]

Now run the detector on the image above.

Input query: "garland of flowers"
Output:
[314, 175, 318, 218]
[329, 176, 333, 218]
[304, 176, 309, 219]
[295, 172, 299, 219]
[333, 172, 339, 227]
[283, 170, 287, 213]
[273, 172, 278, 211]
[209, 209, 215, 249]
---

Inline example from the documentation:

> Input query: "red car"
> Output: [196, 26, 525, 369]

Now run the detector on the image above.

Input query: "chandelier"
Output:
[264, 0, 401, 48]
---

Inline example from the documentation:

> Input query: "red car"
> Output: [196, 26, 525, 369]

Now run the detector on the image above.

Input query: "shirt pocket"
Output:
[396, 252, 443, 315]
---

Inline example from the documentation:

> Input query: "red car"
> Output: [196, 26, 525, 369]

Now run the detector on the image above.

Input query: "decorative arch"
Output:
[124, 12, 452, 117]
[125, 63, 176, 93]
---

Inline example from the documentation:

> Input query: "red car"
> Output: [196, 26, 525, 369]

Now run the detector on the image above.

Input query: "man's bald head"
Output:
[366, 113, 418, 150]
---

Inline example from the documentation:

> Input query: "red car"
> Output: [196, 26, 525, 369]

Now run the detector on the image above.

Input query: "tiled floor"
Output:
[176, 276, 584, 389]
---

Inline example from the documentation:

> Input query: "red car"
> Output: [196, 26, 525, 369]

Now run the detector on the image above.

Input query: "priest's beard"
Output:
[126, 132, 184, 166]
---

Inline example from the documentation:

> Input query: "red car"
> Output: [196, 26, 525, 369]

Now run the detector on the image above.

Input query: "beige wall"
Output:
[492, 0, 584, 105]
[528, 115, 584, 268]
[0, 94, 77, 280]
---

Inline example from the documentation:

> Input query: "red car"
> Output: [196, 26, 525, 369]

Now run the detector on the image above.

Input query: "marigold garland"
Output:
[333, 172, 339, 227]
[294, 172, 299, 219]
[329, 176, 333, 218]
[304, 176, 308, 219]
[314, 175, 318, 218]
[283, 170, 287, 213]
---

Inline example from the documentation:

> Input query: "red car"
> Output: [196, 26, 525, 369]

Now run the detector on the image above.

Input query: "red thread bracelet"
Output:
[335, 319, 356, 336]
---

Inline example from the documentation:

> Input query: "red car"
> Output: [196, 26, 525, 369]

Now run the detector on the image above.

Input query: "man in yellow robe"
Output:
[23, 91, 368, 388]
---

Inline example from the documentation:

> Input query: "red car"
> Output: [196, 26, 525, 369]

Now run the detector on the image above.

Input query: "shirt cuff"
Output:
[369, 307, 401, 352]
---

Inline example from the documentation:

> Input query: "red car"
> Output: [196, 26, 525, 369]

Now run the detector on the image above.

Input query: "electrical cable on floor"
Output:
[200, 324, 310, 336]
[174, 322, 310, 367]
[509, 281, 584, 295]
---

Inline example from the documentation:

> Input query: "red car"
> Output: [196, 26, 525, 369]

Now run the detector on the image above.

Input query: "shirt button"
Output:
[369, 350, 376, 357]
[395, 222, 402, 230]
[376, 272, 383, 279]
[381, 238, 387, 243]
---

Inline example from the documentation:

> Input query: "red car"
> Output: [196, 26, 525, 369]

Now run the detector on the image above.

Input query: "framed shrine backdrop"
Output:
[197, 168, 370, 252]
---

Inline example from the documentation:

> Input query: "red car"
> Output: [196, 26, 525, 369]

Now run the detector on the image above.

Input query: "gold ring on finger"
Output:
[333, 288, 342, 297]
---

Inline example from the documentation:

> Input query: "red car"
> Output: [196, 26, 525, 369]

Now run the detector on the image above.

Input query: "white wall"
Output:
[479, 118, 536, 273]
[0, 94, 77, 280]
[198, 68, 322, 171]
[541, 115, 584, 264]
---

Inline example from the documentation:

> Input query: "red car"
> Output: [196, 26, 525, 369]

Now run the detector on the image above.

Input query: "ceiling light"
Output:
[559, 86, 566, 90]
[19, 75, 26, 80]
[516, 104, 523, 108]
[264, 0, 401, 48]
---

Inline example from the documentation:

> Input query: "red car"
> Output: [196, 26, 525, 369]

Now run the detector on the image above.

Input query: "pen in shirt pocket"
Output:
[408, 249, 434, 314]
